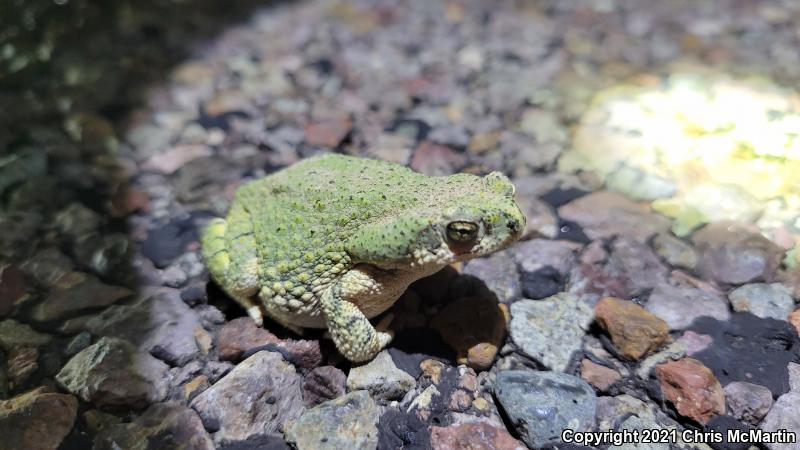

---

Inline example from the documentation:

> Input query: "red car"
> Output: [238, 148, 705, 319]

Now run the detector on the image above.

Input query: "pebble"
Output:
[190, 351, 303, 446]
[303, 365, 347, 407]
[692, 221, 785, 285]
[430, 422, 526, 450]
[728, 282, 795, 320]
[655, 357, 726, 424]
[26, 271, 132, 322]
[515, 196, 559, 239]
[284, 390, 379, 450]
[409, 141, 467, 176]
[645, 282, 730, 330]
[347, 350, 416, 402]
[462, 250, 521, 304]
[84, 289, 205, 366]
[94, 402, 214, 450]
[56, 336, 169, 408]
[557, 191, 671, 243]
[605, 237, 669, 297]
[431, 295, 506, 370]
[494, 370, 597, 448]
[303, 117, 353, 148]
[724, 381, 774, 426]
[0, 319, 53, 351]
[651, 233, 699, 270]
[509, 293, 593, 371]
[0, 264, 28, 318]
[759, 391, 800, 450]
[580, 359, 622, 392]
[0, 387, 77, 450]
[594, 297, 670, 360]
[7, 346, 38, 389]
[215, 316, 322, 369]
[513, 238, 579, 299]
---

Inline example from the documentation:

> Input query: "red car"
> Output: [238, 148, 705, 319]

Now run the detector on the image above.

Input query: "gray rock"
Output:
[759, 391, 800, 450]
[605, 164, 676, 201]
[789, 363, 800, 392]
[56, 336, 169, 408]
[0, 387, 77, 450]
[494, 370, 597, 448]
[645, 282, 730, 330]
[20, 248, 75, 286]
[728, 283, 795, 321]
[346, 350, 416, 402]
[94, 402, 214, 450]
[606, 237, 669, 297]
[509, 294, 593, 371]
[515, 196, 559, 239]
[609, 415, 669, 450]
[557, 191, 671, 243]
[190, 351, 304, 446]
[724, 381, 774, 426]
[652, 233, 698, 270]
[85, 288, 204, 365]
[0, 319, 53, 352]
[463, 250, 521, 304]
[54, 202, 103, 241]
[512, 238, 579, 276]
[692, 221, 784, 285]
[26, 271, 131, 322]
[284, 390, 379, 450]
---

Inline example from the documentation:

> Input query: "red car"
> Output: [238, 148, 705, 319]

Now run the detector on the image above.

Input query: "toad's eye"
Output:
[446, 221, 479, 243]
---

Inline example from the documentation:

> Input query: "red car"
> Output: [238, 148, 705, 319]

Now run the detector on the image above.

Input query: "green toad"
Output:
[202, 154, 526, 362]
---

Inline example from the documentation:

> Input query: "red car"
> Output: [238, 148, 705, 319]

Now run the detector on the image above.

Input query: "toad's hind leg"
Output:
[201, 210, 263, 326]
[320, 269, 395, 363]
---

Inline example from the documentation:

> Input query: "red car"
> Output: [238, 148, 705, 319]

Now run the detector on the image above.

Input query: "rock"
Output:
[728, 283, 795, 321]
[605, 238, 669, 297]
[94, 402, 214, 450]
[83, 409, 122, 435]
[676, 330, 714, 356]
[303, 117, 352, 147]
[509, 294, 593, 371]
[141, 215, 204, 268]
[284, 390, 379, 450]
[790, 309, 800, 336]
[409, 141, 467, 176]
[347, 350, 415, 402]
[110, 185, 150, 218]
[645, 282, 730, 330]
[580, 359, 622, 392]
[516, 196, 559, 239]
[0, 264, 28, 317]
[692, 221, 784, 285]
[605, 164, 676, 202]
[431, 296, 506, 370]
[652, 234, 698, 270]
[20, 247, 75, 286]
[759, 391, 800, 450]
[462, 250, 521, 304]
[557, 191, 671, 243]
[215, 317, 322, 369]
[655, 358, 726, 424]
[430, 422, 526, 450]
[0, 387, 77, 450]
[26, 271, 131, 322]
[512, 239, 579, 300]
[494, 370, 596, 448]
[723, 381, 774, 426]
[789, 363, 800, 392]
[594, 297, 670, 360]
[190, 351, 303, 446]
[0, 319, 53, 352]
[64, 331, 92, 355]
[143, 144, 212, 174]
[54, 202, 102, 241]
[378, 409, 431, 450]
[84, 289, 204, 365]
[7, 346, 38, 389]
[303, 366, 346, 407]
[689, 313, 800, 397]
[56, 336, 169, 408]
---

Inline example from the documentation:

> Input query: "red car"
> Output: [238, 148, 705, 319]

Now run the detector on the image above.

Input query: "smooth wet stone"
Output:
[347, 350, 416, 402]
[494, 370, 597, 448]
[509, 293, 593, 371]
[190, 351, 303, 447]
[728, 283, 795, 321]
[692, 221, 784, 285]
[605, 164, 676, 201]
[724, 381, 774, 426]
[56, 337, 169, 408]
[0, 387, 77, 450]
[284, 390, 379, 450]
[94, 402, 214, 450]
[645, 282, 730, 330]
[652, 233, 698, 270]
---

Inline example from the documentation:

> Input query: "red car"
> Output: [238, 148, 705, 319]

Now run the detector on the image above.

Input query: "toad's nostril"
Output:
[507, 220, 519, 233]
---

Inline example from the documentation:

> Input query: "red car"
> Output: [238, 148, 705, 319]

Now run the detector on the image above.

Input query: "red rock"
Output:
[594, 297, 670, 360]
[0, 387, 78, 450]
[216, 317, 322, 369]
[431, 423, 526, 450]
[789, 309, 800, 336]
[655, 358, 725, 424]
[580, 359, 621, 391]
[303, 117, 353, 147]
[409, 141, 467, 176]
[0, 264, 28, 318]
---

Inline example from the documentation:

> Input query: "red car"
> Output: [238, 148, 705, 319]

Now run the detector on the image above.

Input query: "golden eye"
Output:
[446, 221, 479, 243]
